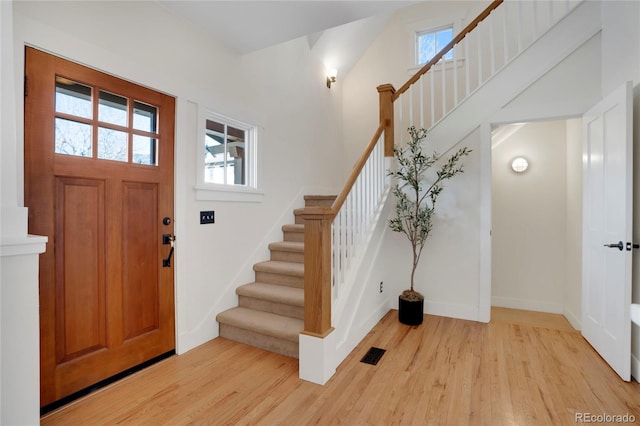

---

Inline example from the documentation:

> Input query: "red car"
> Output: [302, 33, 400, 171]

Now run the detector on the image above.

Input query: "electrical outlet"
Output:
[379, 281, 383, 293]
[200, 210, 215, 224]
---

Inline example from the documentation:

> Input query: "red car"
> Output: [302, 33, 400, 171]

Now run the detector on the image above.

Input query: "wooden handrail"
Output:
[330, 122, 385, 215]
[392, 0, 503, 101]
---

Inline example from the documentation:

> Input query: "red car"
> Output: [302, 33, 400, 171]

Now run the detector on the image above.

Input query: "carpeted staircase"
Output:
[216, 195, 336, 358]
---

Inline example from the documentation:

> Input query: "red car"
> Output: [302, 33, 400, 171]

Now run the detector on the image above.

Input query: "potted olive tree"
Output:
[388, 126, 470, 325]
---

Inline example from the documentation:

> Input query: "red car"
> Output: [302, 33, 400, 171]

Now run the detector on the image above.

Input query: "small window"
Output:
[197, 111, 260, 201]
[416, 26, 454, 65]
[205, 119, 247, 186]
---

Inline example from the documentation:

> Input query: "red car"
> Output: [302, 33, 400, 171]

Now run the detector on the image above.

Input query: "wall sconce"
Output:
[326, 68, 337, 88]
[511, 157, 529, 173]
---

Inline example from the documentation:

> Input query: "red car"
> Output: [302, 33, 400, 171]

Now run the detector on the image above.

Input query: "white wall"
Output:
[492, 120, 569, 314]
[382, 130, 483, 320]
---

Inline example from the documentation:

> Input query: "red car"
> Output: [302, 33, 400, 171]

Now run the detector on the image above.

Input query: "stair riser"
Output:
[271, 250, 304, 263]
[255, 271, 303, 288]
[219, 324, 299, 359]
[283, 230, 304, 242]
[304, 195, 337, 208]
[239, 296, 304, 320]
[294, 213, 305, 225]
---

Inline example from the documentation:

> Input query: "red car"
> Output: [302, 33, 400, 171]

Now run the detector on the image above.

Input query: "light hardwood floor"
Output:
[42, 308, 640, 425]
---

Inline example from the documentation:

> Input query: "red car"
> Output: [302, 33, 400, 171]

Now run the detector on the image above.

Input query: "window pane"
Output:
[227, 126, 246, 186]
[55, 77, 92, 119]
[204, 120, 225, 184]
[132, 135, 157, 165]
[98, 127, 128, 162]
[55, 118, 92, 157]
[418, 33, 435, 64]
[133, 101, 157, 133]
[99, 91, 128, 126]
[436, 28, 454, 60]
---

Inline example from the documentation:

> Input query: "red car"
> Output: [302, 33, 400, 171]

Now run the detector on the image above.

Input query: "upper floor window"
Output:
[416, 25, 454, 66]
[196, 111, 261, 202]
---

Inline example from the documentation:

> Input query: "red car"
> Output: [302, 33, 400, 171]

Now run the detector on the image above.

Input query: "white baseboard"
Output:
[632, 353, 640, 384]
[563, 307, 581, 330]
[491, 296, 563, 314]
[424, 300, 480, 322]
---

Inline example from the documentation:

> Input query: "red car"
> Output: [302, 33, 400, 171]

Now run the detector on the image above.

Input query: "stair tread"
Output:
[254, 260, 304, 276]
[237, 282, 304, 306]
[268, 241, 304, 252]
[304, 195, 337, 201]
[282, 224, 304, 231]
[216, 307, 303, 342]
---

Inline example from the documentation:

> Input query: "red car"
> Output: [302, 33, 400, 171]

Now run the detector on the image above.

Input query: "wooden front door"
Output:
[24, 47, 176, 407]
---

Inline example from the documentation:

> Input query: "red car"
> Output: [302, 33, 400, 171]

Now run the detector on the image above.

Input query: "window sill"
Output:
[195, 184, 264, 202]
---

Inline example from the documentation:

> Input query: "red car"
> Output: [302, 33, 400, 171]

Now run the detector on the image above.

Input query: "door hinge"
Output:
[24, 76, 28, 97]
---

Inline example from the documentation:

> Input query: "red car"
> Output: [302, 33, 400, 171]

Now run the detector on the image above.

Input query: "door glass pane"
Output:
[99, 91, 128, 126]
[133, 101, 157, 133]
[98, 127, 128, 162]
[132, 135, 157, 165]
[55, 77, 92, 119]
[55, 118, 92, 157]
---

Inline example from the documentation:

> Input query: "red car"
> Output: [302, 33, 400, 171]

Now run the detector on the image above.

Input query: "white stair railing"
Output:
[331, 125, 389, 319]
[393, 0, 581, 145]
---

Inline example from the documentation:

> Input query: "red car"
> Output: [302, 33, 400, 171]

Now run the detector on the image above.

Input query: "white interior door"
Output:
[582, 81, 632, 381]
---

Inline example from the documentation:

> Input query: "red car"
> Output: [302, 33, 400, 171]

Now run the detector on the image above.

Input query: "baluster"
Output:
[430, 69, 435, 127]
[477, 22, 483, 86]
[441, 60, 446, 120]
[517, 1, 523, 52]
[502, 2, 509, 64]
[532, 0, 538, 40]
[464, 36, 470, 97]
[453, 44, 458, 108]
[419, 74, 424, 129]
[409, 85, 414, 128]
[489, 11, 495, 75]
[398, 99, 403, 145]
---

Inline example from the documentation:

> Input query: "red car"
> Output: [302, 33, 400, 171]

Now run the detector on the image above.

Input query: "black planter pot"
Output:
[398, 296, 424, 325]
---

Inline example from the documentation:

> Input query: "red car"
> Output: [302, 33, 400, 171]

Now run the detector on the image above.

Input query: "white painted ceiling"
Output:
[158, 1, 418, 54]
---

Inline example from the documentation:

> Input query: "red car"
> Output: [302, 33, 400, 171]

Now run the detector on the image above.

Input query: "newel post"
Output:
[300, 207, 334, 337]
[377, 84, 396, 157]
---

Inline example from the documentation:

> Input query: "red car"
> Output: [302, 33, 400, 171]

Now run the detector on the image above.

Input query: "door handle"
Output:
[604, 241, 624, 251]
[162, 234, 175, 267]
[626, 242, 639, 251]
